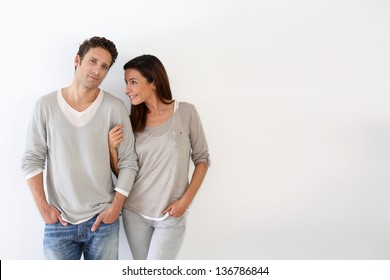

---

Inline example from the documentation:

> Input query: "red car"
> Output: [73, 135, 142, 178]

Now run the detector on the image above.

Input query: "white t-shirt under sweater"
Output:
[124, 101, 210, 218]
[21, 89, 139, 224]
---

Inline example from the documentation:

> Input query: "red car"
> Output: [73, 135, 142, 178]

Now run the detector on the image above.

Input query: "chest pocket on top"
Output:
[168, 130, 186, 148]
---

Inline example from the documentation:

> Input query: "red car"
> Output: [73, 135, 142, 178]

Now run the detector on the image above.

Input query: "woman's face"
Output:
[124, 68, 156, 105]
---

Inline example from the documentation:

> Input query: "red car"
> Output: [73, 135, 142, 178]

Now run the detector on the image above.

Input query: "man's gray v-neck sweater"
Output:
[21, 90, 138, 224]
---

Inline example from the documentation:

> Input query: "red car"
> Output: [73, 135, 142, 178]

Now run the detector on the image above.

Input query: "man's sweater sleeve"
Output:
[21, 98, 47, 178]
[114, 102, 138, 196]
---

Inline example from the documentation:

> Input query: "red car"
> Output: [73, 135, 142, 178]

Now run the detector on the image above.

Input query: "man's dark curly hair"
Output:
[77, 36, 118, 67]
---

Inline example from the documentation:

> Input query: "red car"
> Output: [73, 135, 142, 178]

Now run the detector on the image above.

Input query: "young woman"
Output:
[109, 54, 210, 260]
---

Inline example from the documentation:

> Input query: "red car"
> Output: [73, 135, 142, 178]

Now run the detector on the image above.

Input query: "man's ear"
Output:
[74, 55, 81, 68]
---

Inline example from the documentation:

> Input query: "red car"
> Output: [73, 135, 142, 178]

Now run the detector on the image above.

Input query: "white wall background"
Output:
[1, 0, 390, 260]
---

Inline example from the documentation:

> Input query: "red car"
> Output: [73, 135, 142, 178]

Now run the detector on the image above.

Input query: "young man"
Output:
[21, 36, 138, 260]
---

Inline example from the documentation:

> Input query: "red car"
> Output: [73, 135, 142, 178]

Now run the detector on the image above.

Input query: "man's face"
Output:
[75, 47, 112, 89]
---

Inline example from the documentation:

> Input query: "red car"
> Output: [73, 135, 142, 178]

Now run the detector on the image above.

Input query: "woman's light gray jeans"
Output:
[122, 208, 187, 260]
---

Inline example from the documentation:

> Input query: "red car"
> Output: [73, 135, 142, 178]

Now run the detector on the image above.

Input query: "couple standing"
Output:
[21, 36, 210, 260]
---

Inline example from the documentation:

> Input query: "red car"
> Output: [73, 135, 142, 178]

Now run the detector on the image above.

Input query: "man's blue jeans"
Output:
[43, 215, 119, 260]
